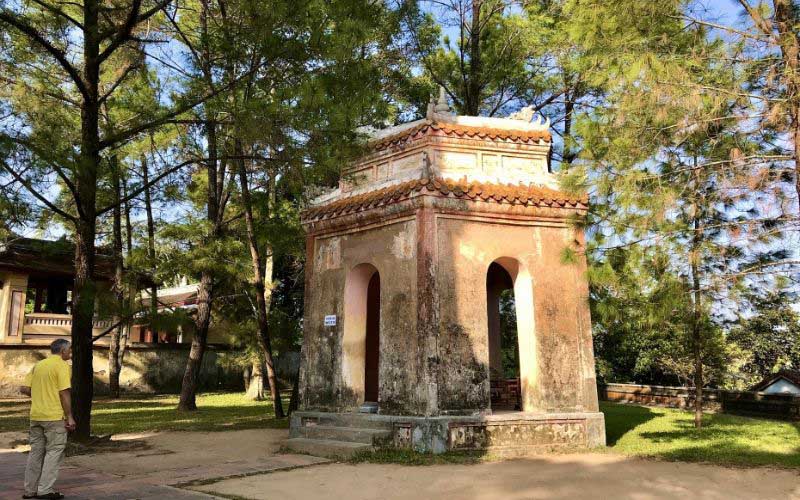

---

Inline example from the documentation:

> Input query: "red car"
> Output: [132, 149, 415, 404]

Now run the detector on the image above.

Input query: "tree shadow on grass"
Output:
[655, 443, 800, 468]
[2, 393, 289, 435]
[638, 412, 800, 468]
[93, 400, 175, 411]
[600, 402, 657, 446]
[0, 401, 30, 433]
[89, 394, 289, 435]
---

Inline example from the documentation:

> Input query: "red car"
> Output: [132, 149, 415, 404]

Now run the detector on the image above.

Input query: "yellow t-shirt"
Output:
[23, 355, 71, 421]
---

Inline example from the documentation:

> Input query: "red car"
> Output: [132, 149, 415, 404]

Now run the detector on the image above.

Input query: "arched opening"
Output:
[342, 263, 381, 407]
[364, 272, 380, 403]
[486, 257, 535, 412]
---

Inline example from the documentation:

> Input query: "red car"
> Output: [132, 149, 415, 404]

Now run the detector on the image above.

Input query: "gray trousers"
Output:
[24, 420, 67, 496]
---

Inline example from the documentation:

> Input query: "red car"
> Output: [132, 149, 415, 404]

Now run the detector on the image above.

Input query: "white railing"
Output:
[23, 313, 114, 341]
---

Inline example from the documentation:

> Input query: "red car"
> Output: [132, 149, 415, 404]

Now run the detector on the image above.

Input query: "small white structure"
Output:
[753, 370, 800, 396]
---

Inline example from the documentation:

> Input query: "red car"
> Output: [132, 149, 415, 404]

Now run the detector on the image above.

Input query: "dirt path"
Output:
[192, 453, 800, 500]
[0, 429, 326, 499]
[68, 428, 292, 476]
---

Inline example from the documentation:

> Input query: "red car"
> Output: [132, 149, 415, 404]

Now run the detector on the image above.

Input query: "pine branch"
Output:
[29, 0, 84, 29]
[95, 156, 198, 216]
[98, 63, 262, 149]
[0, 159, 76, 221]
[0, 133, 85, 212]
[97, 0, 173, 65]
[0, 9, 89, 99]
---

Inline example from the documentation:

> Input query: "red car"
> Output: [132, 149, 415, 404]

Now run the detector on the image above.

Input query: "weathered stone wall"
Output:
[434, 207, 599, 414]
[300, 219, 423, 413]
[0, 345, 243, 397]
[300, 197, 600, 418]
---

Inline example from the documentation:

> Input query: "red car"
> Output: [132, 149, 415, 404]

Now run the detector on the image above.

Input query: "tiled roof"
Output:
[141, 290, 198, 309]
[752, 369, 800, 391]
[303, 178, 587, 221]
[0, 237, 114, 279]
[372, 120, 552, 151]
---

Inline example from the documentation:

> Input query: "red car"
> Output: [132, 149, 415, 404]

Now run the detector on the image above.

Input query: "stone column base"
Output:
[290, 410, 606, 455]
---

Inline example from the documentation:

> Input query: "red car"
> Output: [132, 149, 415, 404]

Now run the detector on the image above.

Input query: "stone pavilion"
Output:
[288, 92, 605, 455]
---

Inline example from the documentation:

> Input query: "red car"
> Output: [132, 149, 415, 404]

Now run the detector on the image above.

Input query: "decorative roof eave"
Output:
[369, 120, 552, 153]
[301, 177, 587, 223]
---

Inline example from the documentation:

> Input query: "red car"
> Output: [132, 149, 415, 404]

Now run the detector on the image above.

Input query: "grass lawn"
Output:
[601, 401, 800, 468]
[353, 402, 800, 468]
[347, 402, 800, 469]
[0, 392, 288, 435]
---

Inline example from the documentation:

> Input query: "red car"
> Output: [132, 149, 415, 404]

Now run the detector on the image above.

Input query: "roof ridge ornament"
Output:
[508, 105, 550, 128]
[427, 86, 455, 119]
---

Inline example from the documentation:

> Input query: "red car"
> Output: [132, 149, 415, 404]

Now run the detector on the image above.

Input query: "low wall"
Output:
[0, 344, 244, 397]
[599, 383, 800, 420]
[598, 383, 722, 411]
[721, 390, 800, 420]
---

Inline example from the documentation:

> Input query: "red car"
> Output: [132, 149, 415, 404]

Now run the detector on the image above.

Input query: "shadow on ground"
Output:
[601, 402, 656, 446]
[600, 401, 800, 468]
[1, 393, 289, 434]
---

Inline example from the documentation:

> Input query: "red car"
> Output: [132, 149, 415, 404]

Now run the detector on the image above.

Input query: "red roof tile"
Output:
[302, 178, 587, 221]
[371, 121, 552, 152]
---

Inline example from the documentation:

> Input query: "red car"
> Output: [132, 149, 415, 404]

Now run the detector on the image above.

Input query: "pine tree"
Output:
[564, 0, 793, 427]
[162, 0, 406, 411]
[0, 0, 227, 440]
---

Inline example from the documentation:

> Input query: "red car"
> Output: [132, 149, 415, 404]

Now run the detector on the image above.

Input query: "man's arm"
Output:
[19, 386, 31, 396]
[59, 388, 75, 431]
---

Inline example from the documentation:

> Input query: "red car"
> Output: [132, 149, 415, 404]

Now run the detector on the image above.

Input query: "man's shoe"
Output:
[22, 494, 37, 499]
[35, 493, 64, 499]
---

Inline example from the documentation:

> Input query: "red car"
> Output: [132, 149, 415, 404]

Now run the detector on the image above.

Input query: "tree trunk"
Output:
[562, 86, 576, 166]
[71, 219, 97, 440]
[120, 174, 133, 359]
[690, 162, 704, 429]
[108, 159, 125, 398]
[245, 361, 266, 400]
[178, 270, 213, 410]
[178, 115, 220, 410]
[793, 106, 800, 213]
[772, 0, 800, 212]
[465, 0, 482, 115]
[235, 143, 284, 418]
[288, 371, 300, 414]
[142, 156, 158, 342]
[243, 363, 251, 391]
[71, 0, 101, 441]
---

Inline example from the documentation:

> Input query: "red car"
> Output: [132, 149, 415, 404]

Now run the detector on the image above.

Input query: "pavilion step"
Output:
[302, 413, 393, 430]
[285, 438, 372, 458]
[299, 425, 391, 444]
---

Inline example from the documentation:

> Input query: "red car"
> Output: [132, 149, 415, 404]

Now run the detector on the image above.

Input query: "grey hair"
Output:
[50, 339, 70, 354]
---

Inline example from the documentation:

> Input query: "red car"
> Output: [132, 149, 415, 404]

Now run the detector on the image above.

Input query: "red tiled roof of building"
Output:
[302, 177, 587, 221]
[371, 120, 552, 151]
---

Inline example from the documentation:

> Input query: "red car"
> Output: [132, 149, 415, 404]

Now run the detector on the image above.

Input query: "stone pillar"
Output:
[416, 206, 439, 416]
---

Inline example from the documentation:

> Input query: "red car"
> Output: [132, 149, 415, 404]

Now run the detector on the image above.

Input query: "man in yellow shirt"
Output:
[20, 339, 75, 500]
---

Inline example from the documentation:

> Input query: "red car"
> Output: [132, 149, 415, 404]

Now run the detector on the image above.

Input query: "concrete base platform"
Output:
[284, 438, 372, 458]
[290, 410, 605, 455]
